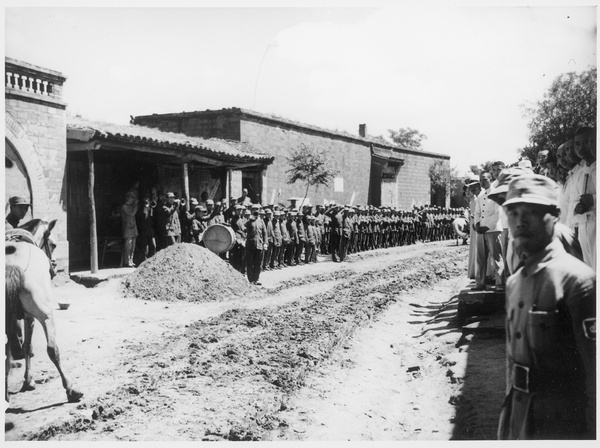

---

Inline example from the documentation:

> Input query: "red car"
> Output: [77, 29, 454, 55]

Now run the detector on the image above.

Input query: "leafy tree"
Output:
[521, 67, 596, 161]
[388, 127, 427, 151]
[429, 159, 460, 202]
[286, 144, 338, 206]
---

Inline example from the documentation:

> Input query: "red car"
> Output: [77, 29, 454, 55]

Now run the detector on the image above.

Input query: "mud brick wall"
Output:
[239, 119, 372, 207]
[396, 152, 439, 209]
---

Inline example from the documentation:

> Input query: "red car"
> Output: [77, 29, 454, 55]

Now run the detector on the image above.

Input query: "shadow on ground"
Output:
[408, 292, 506, 440]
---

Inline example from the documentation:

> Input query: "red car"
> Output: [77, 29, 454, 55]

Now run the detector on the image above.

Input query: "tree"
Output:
[286, 144, 338, 207]
[388, 127, 427, 151]
[428, 159, 460, 205]
[520, 67, 596, 161]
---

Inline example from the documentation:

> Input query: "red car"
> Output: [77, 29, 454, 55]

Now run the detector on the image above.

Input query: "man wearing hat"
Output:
[6, 196, 31, 229]
[325, 204, 343, 262]
[497, 174, 596, 440]
[229, 204, 246, 272]
[245, 204, 268, 285]
[269, 210, 283, 269]
[262, 208, 275, 271]
[473, 172, 504, 291]
[155, 192, 182, 250]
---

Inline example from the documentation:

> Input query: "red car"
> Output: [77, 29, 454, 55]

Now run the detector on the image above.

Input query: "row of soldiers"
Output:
[213, 203, 469, 273]
[129, 189, 468, 269]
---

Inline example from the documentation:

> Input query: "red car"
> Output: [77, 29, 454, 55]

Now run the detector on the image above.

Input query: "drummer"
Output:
[207, 200, 225, 226]
[191, 205, 208, 244]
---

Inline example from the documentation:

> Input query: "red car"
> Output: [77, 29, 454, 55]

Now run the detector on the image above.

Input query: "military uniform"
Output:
[498, 174, 596, 440]
[498, 239, 596, 439]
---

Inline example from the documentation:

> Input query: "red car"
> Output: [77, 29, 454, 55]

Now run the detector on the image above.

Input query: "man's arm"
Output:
[566, 274, 596, 438]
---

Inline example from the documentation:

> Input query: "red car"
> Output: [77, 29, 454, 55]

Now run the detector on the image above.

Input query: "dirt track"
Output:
[5, 241, 505, 441]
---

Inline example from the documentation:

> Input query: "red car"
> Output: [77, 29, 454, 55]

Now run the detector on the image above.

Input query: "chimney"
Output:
[358, 124, 367, 137]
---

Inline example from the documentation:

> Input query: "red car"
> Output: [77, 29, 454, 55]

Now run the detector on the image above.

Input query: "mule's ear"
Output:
[48, 219, 58, 232]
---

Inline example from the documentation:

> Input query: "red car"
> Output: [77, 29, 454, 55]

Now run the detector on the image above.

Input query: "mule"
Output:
[5, 218, 83, 404]
[452, 216, 469, 246]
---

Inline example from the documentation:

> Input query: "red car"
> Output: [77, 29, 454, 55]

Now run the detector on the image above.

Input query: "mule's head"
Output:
[19, 218, 58, 259]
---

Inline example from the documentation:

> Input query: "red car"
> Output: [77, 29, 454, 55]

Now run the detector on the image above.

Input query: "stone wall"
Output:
[5, 58, 69, 269]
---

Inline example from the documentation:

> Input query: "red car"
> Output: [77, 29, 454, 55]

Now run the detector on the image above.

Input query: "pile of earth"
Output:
[123, 243, 254, 302]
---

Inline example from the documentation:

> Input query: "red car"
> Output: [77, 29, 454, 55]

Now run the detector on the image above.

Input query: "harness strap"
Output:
[5, 229, 37, 245]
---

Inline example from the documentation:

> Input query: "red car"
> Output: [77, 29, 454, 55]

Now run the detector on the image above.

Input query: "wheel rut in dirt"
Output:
[18, 246, 469, 441]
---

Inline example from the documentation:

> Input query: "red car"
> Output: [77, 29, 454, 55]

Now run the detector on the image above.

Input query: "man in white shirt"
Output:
[557, 140, 579, 229]
[573, 127, 597, 269]
[491, 161, 510, 285]
[556, 144, 570, 224]
[567, 137, 587, 240]
[473, 172, 504, 291]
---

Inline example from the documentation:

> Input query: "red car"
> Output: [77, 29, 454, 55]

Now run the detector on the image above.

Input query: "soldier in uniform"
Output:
[245, 204, 268, 285]
[325, 204, 343, 262]
[339, 207, 353, 261]
[295, 211, 306, 265]
[270, 210, 283, 269]
[262, 208, 274, 271]
[156, 192, 181, 249]
[498, 174, 596, 440]
[229, 205, 246, 272]
[5, 196, 31, 229]
[286, 211, 298, 266]
[279, 210, 291, 267]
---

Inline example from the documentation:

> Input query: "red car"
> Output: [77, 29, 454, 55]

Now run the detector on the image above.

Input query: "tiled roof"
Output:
[66, 115, 274, 164]
[134, 108, 451, 160]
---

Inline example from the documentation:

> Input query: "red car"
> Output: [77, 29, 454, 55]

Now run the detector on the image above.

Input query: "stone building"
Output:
[5, 57, 69, 270]
[134, 108, 451, 209]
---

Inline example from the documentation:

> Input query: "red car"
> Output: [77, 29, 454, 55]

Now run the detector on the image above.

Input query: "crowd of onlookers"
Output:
[465, 126, 595, 441]
[461, 126, 596, 292]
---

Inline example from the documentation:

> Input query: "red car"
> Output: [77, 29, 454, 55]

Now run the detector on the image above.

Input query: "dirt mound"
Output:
[123, 243, 254, 302]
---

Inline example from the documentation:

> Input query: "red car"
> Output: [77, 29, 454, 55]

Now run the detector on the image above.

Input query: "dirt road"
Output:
[5, 241, 505, 441]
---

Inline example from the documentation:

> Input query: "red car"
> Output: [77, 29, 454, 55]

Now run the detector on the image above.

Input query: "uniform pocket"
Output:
[528, 310, 559, 351]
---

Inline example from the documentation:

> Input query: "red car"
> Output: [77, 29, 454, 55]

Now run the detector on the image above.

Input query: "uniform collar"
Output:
[520, 238, 564, 277]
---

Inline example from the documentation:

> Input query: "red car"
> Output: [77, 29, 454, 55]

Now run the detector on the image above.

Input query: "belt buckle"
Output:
[513, 364, 530, 394]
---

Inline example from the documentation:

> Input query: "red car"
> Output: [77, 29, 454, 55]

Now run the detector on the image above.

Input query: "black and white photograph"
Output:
[4, 0, 597, 443]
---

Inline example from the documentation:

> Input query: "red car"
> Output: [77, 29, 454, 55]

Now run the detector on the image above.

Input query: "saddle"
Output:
[5, 228, 37, 245]
[6, 228, 57, 279]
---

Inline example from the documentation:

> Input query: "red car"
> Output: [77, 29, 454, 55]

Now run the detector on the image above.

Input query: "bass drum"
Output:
[202, 224, 236, 254]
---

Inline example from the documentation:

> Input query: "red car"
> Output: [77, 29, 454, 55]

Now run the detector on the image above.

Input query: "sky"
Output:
[4, 1, 597, 176]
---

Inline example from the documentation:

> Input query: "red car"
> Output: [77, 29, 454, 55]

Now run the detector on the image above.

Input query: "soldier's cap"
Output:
[206, 199, 214, 205]
[251, 204, 261, 210]
[503, 174, 559, 208]
[234, 204, 243, 210]
[289, 211, 298, 216]
[265, 208, 273, 214]
[194, 205, 207, 212]
[243, 209, 251, 215]
[488, 167, 532, 203]
[166, 192, 175, 198]
[273, 210, 281, 216]
[190, 198, 199, 205]
[9, 196, 30, 206]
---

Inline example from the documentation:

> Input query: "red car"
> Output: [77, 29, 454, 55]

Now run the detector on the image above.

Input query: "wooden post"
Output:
[182, 162, 190, 212]
[88, 150, 98, 273]
[226, 169, 232, 206]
